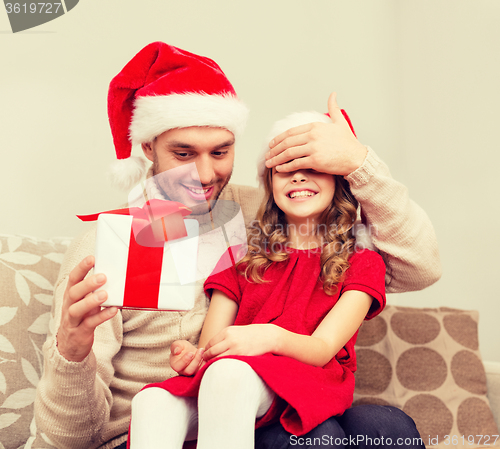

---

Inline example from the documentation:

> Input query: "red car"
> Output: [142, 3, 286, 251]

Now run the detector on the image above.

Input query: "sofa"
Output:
[0, 233, 499, 449]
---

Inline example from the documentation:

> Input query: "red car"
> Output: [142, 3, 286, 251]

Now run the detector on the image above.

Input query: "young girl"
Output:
[128, 111, 386, 449]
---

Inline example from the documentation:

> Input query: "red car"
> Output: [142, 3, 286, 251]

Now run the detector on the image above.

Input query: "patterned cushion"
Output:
[0, 235, 69, 449]
[354, 305, 500, 448]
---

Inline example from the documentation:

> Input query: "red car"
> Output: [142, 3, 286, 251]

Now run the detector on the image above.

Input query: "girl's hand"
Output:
[170, 340, 205, 376]
[203, 324, 278, 361]
[265, 92, 367, 177]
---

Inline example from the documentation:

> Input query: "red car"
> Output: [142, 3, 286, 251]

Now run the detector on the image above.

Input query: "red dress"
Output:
[144, 248, 386, 436]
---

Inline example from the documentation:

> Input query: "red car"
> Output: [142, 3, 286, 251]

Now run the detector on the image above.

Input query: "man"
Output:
[35, 42, 440, 449]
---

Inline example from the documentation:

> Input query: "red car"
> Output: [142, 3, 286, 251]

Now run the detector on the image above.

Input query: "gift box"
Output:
[79, 200, 199, 311]
[123, 173, 249, 283]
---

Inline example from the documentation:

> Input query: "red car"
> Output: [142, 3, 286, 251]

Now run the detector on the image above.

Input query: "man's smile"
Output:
[183, 184, 215, 201]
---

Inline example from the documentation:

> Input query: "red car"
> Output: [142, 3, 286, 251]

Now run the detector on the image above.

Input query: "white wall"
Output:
[388, 0, 500, 364]
[1, 1, 499, 361]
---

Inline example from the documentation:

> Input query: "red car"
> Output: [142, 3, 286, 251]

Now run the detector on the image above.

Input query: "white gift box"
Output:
[94, 214, 199, 311]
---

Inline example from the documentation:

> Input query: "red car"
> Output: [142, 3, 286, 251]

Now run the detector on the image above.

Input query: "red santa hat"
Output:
[257, 109, 356, 185]
[107, 41, 249, 190]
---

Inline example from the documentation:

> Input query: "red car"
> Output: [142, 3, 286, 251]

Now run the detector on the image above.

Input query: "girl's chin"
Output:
[284, 216, 322, 226]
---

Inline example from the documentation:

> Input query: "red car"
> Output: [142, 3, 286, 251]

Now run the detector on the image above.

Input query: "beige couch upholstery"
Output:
[0, 234, 499, 449]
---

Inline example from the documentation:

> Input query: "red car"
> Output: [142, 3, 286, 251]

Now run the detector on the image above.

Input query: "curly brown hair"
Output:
[238, 168, 359, 295]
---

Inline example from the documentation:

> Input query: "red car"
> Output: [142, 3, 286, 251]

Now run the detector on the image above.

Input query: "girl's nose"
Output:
[291, 171, 308, 183]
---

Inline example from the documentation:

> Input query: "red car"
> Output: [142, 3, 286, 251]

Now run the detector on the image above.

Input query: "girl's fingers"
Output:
[203, 341, 229, 361]
[171, 350, 191, 372]
[183, 349, 205, 375]
[170, 341, 184, 356]
[172, 348, 204, 376]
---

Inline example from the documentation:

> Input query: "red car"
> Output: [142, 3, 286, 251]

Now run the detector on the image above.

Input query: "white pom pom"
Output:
[108, 156, 147, 191]
[353, 223, 376, 251]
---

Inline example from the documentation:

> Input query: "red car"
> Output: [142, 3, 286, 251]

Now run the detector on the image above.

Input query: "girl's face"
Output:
[272, 169, 336, 225]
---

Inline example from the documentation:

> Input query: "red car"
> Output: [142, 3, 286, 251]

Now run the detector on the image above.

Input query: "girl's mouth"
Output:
[287, 190, 317, 199]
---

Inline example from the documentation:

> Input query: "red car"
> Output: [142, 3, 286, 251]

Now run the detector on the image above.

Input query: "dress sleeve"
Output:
[340, 249, 386, 320]
[203, 246, 244, 304]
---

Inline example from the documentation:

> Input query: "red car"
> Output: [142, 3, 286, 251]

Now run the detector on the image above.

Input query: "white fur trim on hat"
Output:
[108, 156, 147, 191]
[130, 93, 249, 145]
[257, 111, 331, 185]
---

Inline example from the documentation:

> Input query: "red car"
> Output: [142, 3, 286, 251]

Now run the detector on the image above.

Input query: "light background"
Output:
[1, 1, 499, 361]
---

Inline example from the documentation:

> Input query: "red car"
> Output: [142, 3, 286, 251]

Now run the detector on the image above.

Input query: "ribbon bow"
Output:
[78, 199, 192, 247]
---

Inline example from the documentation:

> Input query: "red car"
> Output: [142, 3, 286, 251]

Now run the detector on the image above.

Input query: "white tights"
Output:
[129, 359, 275, 449]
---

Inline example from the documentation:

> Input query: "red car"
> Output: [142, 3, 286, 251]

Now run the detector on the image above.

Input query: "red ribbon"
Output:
[78, 200, 192, 309]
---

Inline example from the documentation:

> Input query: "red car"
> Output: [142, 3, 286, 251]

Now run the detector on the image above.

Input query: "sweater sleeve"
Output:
[34, 225, 124, 449]
[345, 147, 442, 293]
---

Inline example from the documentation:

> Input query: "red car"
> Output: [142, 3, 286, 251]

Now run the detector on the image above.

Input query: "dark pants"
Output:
[116, 405, 425, 449]
[255, 405, 426, 449]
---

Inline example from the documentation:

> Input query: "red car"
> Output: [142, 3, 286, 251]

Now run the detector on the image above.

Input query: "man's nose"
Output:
[193, 158, 215, 185]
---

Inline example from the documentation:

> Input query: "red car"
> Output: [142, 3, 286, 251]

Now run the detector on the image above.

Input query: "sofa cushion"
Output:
[0, 235, 69, 449]
[2, 232, 497, 449]
[354, 305, 500, 448]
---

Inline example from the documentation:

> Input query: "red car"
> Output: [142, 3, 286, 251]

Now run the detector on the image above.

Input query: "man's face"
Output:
[142, 127, 235, 215]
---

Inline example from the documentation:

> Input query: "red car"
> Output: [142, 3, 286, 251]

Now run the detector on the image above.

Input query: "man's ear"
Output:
[142, 142, 154, 162]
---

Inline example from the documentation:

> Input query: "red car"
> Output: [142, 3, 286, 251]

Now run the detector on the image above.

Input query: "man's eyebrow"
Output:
[167, 141, 194, 149]
[214, 139, 235, 149]
[167, 139, 235, 150]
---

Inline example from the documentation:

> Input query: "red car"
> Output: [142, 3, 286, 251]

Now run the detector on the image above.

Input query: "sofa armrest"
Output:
[485, 361, 500, 432]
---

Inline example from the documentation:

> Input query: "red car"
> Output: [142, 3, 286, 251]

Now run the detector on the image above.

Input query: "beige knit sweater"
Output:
[35, 147, 441, 449]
